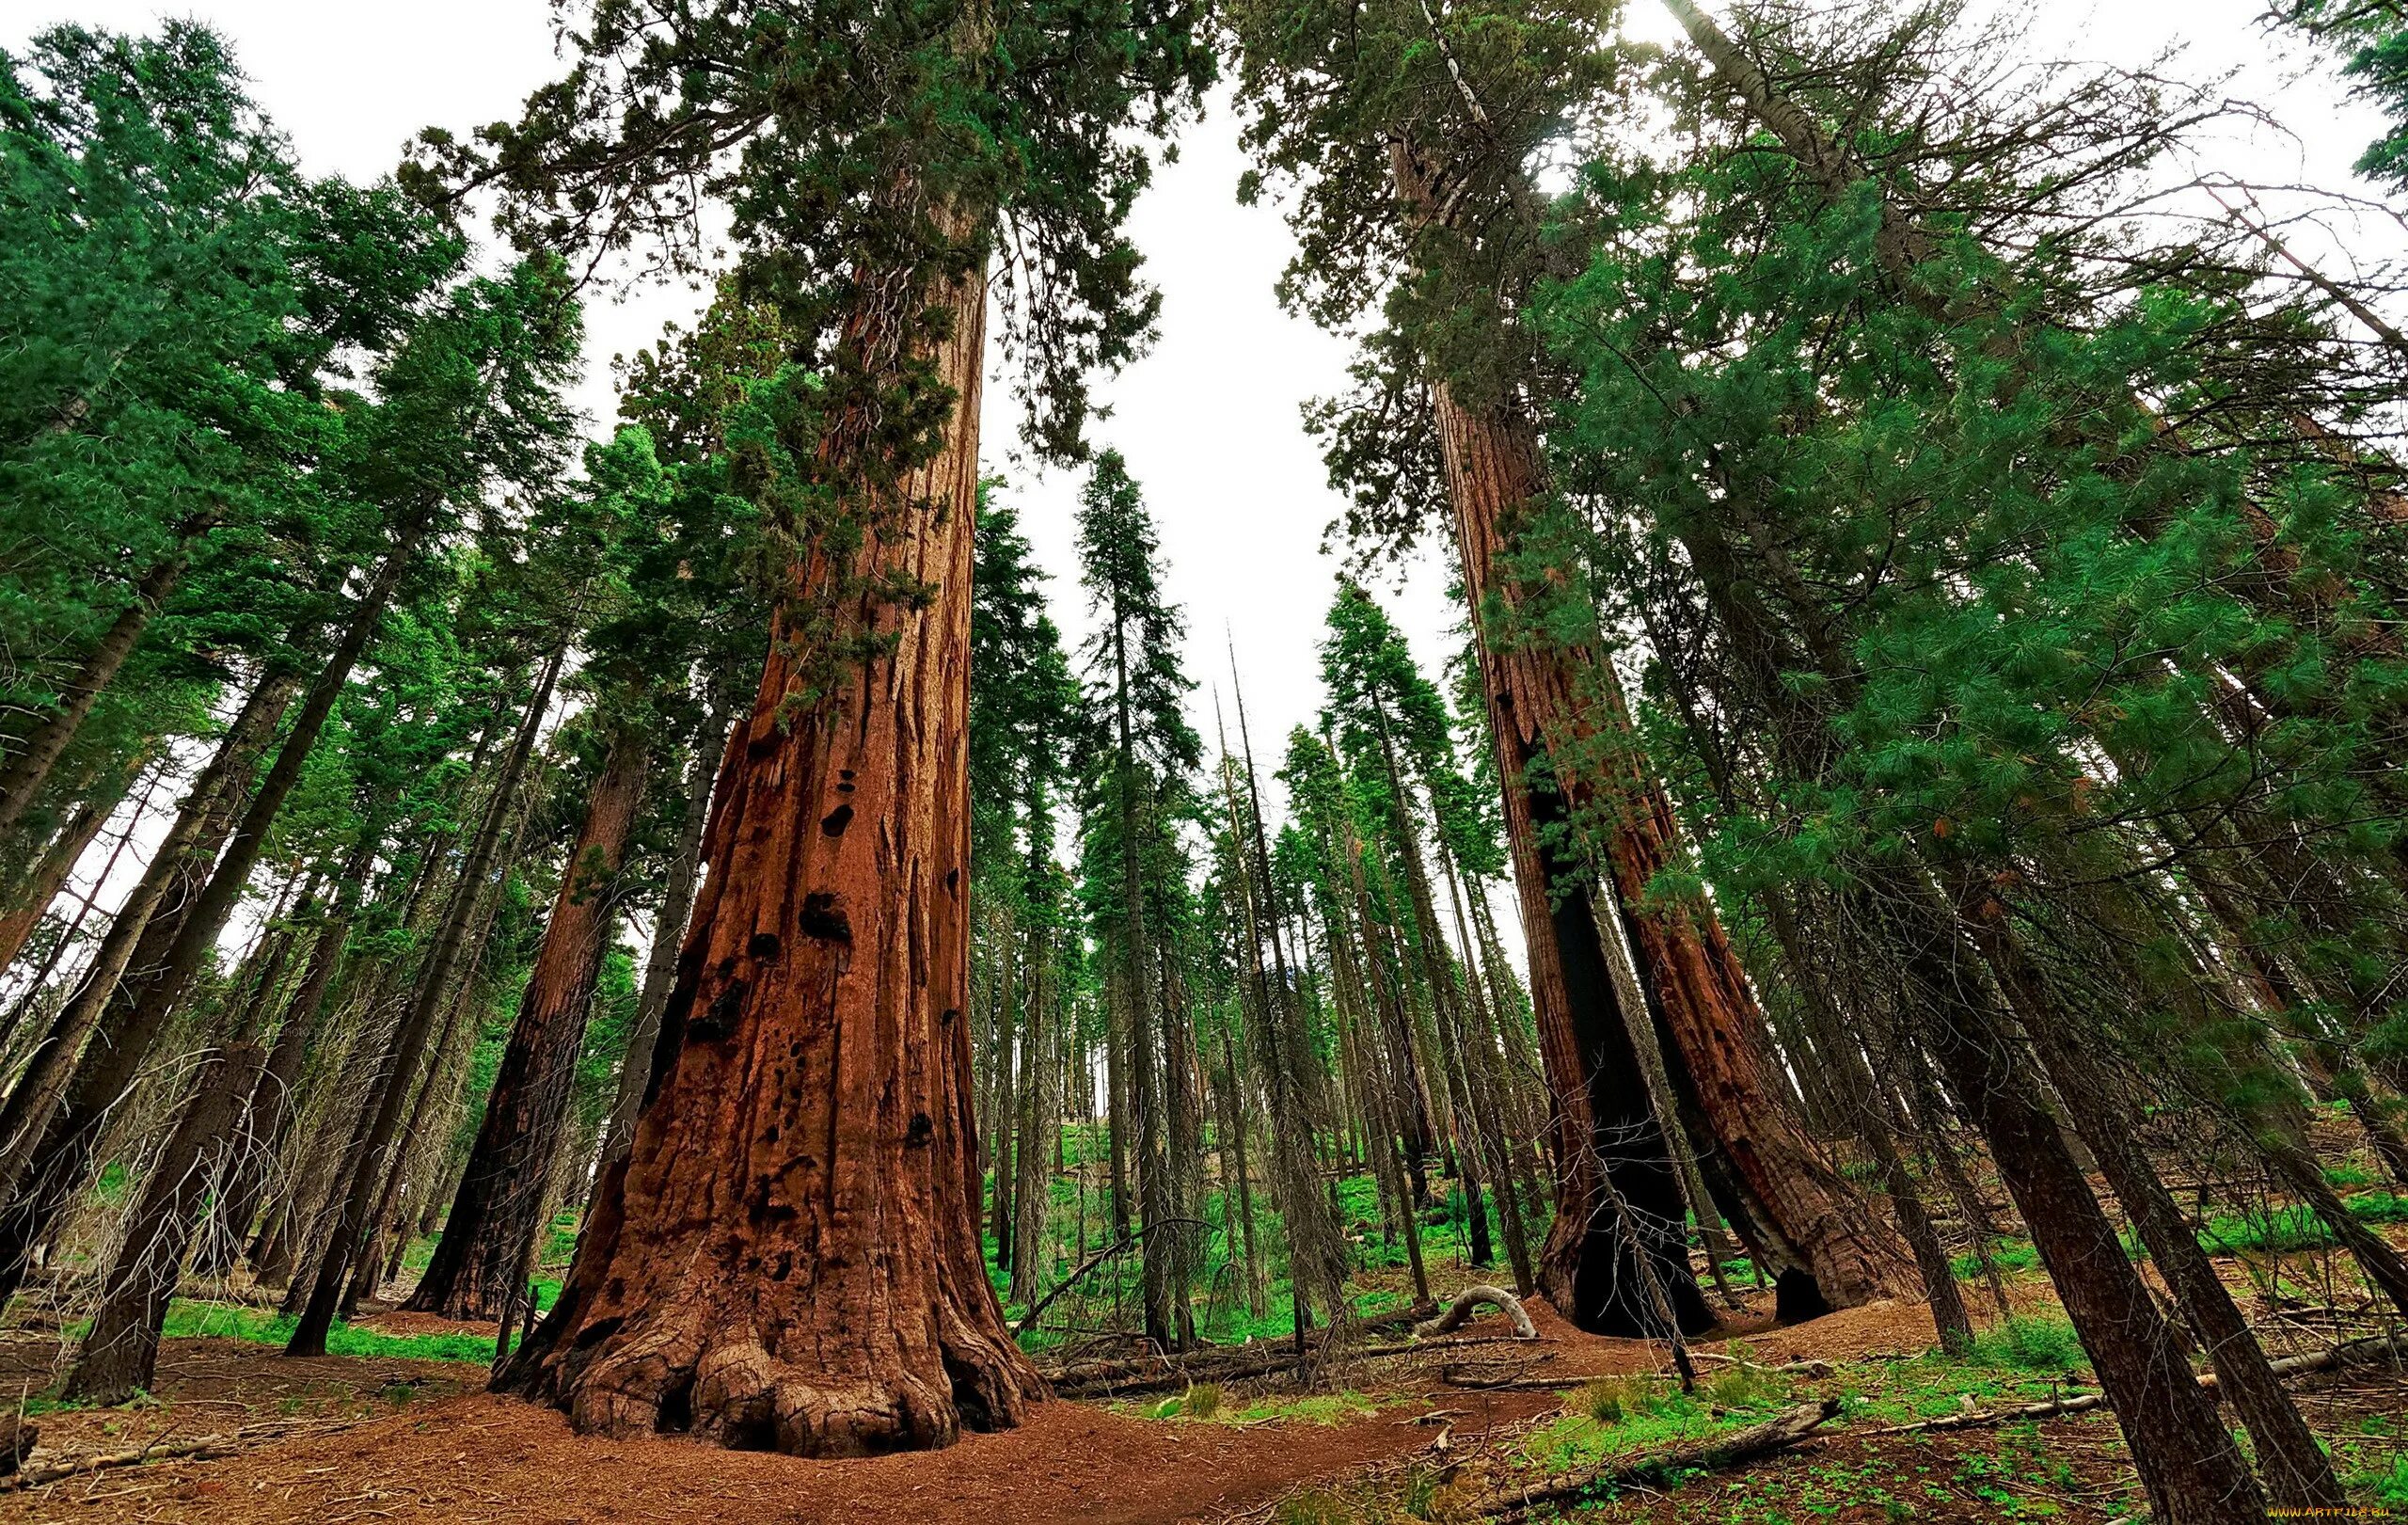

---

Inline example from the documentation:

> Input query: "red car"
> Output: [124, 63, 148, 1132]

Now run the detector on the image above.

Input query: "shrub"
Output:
[1579, 1375, 1644, 1425]
[1704, 1358, 1778, 1408]
[1975, 1316, 2083, 1374]
[1183, 1381, 1223, 1420]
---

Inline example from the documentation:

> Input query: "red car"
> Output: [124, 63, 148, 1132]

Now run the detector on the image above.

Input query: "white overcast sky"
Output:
[9, 0, 2400, 982]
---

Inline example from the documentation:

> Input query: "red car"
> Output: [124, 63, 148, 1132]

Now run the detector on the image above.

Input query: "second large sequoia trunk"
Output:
[406, 723, 651, 1319]
[1390, 133, 1904, 1331]
[498, 242, 1043, 1456]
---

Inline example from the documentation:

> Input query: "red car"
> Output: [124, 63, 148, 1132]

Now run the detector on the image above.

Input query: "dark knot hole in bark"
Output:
[820, 803, 854, 836]
[689, 981, 747, 1041]
[655, 1374, 695, 1435]
[798, 893, 851, 945]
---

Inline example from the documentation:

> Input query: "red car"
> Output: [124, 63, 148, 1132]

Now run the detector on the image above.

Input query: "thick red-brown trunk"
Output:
[498, 247, 1042, 1456]
[407, 724, 650, 1319]
[1428, 375, 1707, 1336]
[1385, 129, 1897, 1326]
[1431, 376, 1903, 1319]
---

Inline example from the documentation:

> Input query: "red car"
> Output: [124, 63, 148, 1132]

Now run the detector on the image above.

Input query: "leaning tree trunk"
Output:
[495, 236, 1044, 1457]
[285, 639, 562, 1354]
[62, 1036, 261, 1403]
[1668, 473, 2267, 1523]
[1421, 374, 1707, 1337]
[0, 667, 295, 1226]
[0, 774, 129, 977]
[1387, 133, 1893, 1328]
[191, 821, 388, 1281]
[599, 695, 735, 1168]
[1432, 366, 1900, 1320]
[0, 524, 204, 840]
[408, 723, 650, 1319]
[0, 533, 418, 1307]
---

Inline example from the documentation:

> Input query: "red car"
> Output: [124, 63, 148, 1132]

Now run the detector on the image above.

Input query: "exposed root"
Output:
[1416, 1284, 1538, 1340]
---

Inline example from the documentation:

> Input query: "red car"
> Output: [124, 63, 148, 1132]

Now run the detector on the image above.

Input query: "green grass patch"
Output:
[1226, 1390, 1388, 1426]
[1951, 1237, 2042, 1280]
[162, 1299, 495, 1363]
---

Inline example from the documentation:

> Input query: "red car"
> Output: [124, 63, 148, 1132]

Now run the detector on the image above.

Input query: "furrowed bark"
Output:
[495, 233, 1043, 1456]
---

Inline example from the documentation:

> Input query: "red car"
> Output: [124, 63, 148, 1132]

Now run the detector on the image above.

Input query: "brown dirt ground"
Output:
[0, 1312, 1573, 1524]
[0, 1297, 1963, 1524]
[2, 1264, 2399, 1523]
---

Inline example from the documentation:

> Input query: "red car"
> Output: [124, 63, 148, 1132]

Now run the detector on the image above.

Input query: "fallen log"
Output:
[1472, 1399, 1840, 1520]
[1871, 1390, 2103, 1435]
[0, 1434, 242, 1491]
[1416, 1284, 1537, 1340]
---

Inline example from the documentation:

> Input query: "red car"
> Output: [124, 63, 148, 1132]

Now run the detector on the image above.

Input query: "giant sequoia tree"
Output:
[1505, 1, 2408, 1516]
[436, 0, 1210, 1454]
[1225, 0, 1894, 1334]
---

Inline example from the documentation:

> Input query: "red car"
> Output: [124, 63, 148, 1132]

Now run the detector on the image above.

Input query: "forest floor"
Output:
[0, 1276, 2400, 1523]
[2, 1130, 2404, 1523]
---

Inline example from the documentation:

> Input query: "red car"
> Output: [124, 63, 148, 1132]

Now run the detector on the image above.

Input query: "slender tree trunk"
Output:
[285, 638, 562, 1354]
[1106, 973, 1133, 1241]
[495, 235, 1042, 1455]
[0, 667, 297, 1246]
[1223, 697, 1348, 1326]
[409, 723, 650, 1318]
[2021, 1009, 2343, 1506]
[1889, 875, 2265, 1525]
[1007, 916, 1056, 1307]
[0, 771, 131, 978]
[0, 525, 205, 839]
[1440, 847, 1535, 1295]
[1666, 456, 2266, 1522]
[195, 830, 381, 1281]
[0, 532, 421, 1305]
[62, 1035, 260, 1402]
[988, 909, 1020, 1278]
[1106, 597, 1178, 1348]
[1212, 1022, 1266, 1316]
